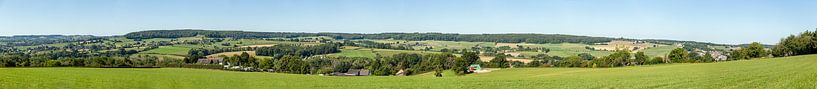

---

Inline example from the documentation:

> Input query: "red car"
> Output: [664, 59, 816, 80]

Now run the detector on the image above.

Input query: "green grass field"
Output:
[519, 43, 613, 57]
[2, 54, 817, 88]
[640, 45, 680, 57]
[139, 46, 191, 56]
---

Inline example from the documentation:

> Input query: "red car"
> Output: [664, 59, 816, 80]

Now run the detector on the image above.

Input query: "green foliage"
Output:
[668, 48, 689, 63]
[587, 50, 631, 67]
[488, 54, 509, 68]
[730, 48, 749, 60]
[730, 42, 767, 60]
[702, 52, 715, 62]
[746, 42, 768, 58]
[633, 52, 648, 65]
[256, 43, 340, 57]
[644, 57, 665, 64]
[555, 56, 586, 67]
[273, 55, 309, 74]
[451, 57, 468, 75]
[578, 53, 594, 60]
[771, 29, 817, 57]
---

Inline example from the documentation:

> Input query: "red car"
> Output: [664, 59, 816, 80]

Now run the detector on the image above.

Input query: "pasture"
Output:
[139, 46, 191, 56]
[2, 54, 817, 88]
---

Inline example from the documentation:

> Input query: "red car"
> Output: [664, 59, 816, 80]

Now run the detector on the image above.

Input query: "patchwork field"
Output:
[324, 46, 445, 58]
[3, 54, 816, 88]
[369, 40, 495, 51]
[139, 46, 191, 56]
[206, 51, 256, 58]
[517, 43, 613, 57]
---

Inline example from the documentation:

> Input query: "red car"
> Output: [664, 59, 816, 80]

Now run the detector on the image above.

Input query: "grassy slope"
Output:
[139, 46, 191, 56]
[640, 45, 680, 57]
[2, 55, 817, 88]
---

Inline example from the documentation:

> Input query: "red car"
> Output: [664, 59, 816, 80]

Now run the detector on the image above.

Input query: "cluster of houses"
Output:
[328, 69, 370, 76]
[694, 50, 729, 61]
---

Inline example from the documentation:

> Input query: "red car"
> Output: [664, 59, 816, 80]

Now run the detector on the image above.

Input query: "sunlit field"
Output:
[3, 54, 816, 88]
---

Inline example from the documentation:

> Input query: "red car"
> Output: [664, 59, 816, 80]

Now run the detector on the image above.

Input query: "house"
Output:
[331, 69, 370, 76]
[709, 51, 728, 61]
[467, 64, 482, 72]
[197, 58, 224, 64]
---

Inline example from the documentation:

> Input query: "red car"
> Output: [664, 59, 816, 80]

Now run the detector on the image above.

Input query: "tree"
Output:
[730, 49, 749, 60]
[257, 57, 274, 69]
[771, 29, 817, 57]
[602, 50, 631, 67]
[462, 51, 480, 66]
[702, 52, 715, 62]
[560, 56, 585, 67]
[525, 59, 543, 67]
[451, 57, 468, 75]
[745, 42, 768, 58]
[668, 48, 688, 63]
[510, 61, 525, 68]
[645, 57, 665, 64]
[457, 51, 480, 74]
[578, 53, 594, 60]
[489, 54, 509, 68]
[689, 52, 703, 63]
[633, 52, 648, 65]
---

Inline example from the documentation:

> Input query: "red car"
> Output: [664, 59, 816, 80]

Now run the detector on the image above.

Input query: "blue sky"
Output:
[0, 0, 815, 44]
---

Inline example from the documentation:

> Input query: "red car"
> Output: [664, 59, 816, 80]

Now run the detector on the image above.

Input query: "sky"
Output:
[0, 0, 816, 44]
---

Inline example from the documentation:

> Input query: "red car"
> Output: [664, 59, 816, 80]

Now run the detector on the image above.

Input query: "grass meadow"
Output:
[2, 54, 816, 88]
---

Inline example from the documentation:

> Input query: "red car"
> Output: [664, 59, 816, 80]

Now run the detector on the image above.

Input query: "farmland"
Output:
[2, 54, 816, 88]
[139, 46, 191, 56]
[324, 46, 445, 58]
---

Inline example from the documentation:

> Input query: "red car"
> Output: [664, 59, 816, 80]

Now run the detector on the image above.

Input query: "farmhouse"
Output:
[709, 51, 728, 61]
[468, 64, 481, 72]
[331, 69, 370, 76]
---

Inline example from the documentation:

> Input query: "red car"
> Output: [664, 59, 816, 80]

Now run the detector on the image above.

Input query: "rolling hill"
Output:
[2, 54, 816, 88]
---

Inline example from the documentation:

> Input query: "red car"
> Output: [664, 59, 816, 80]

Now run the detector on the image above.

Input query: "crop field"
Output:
[206, 51, 256, 58]
[130, 54, 185, 60]
[519, 43, 613, 57]
[324, 46, 445, 58]
[224, 39, 318, 46]
[369, 40, 495, 51]
[366, 40, 681, 58]
[3, 54, 816, 88]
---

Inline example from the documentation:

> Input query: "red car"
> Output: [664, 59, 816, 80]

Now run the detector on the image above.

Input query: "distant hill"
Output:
[0, 35, 102, 46]
[124, 29, 734, 47]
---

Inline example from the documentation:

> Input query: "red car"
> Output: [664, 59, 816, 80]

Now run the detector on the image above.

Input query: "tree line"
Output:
[217, 51, 486, 76]
[771, 29, 817, 57]
[0, 54, 184, 68]
[127, 29, 717, 45]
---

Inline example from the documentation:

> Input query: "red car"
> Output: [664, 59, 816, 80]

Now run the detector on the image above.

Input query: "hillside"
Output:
[2, 54, 816, 88]
[123, 29, 730, 46]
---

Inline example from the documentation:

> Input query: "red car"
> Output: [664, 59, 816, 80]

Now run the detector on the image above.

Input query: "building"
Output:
[468, 64, 482, 72]
[331, 69, 370, 76]
[709, 51, 728, 61]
